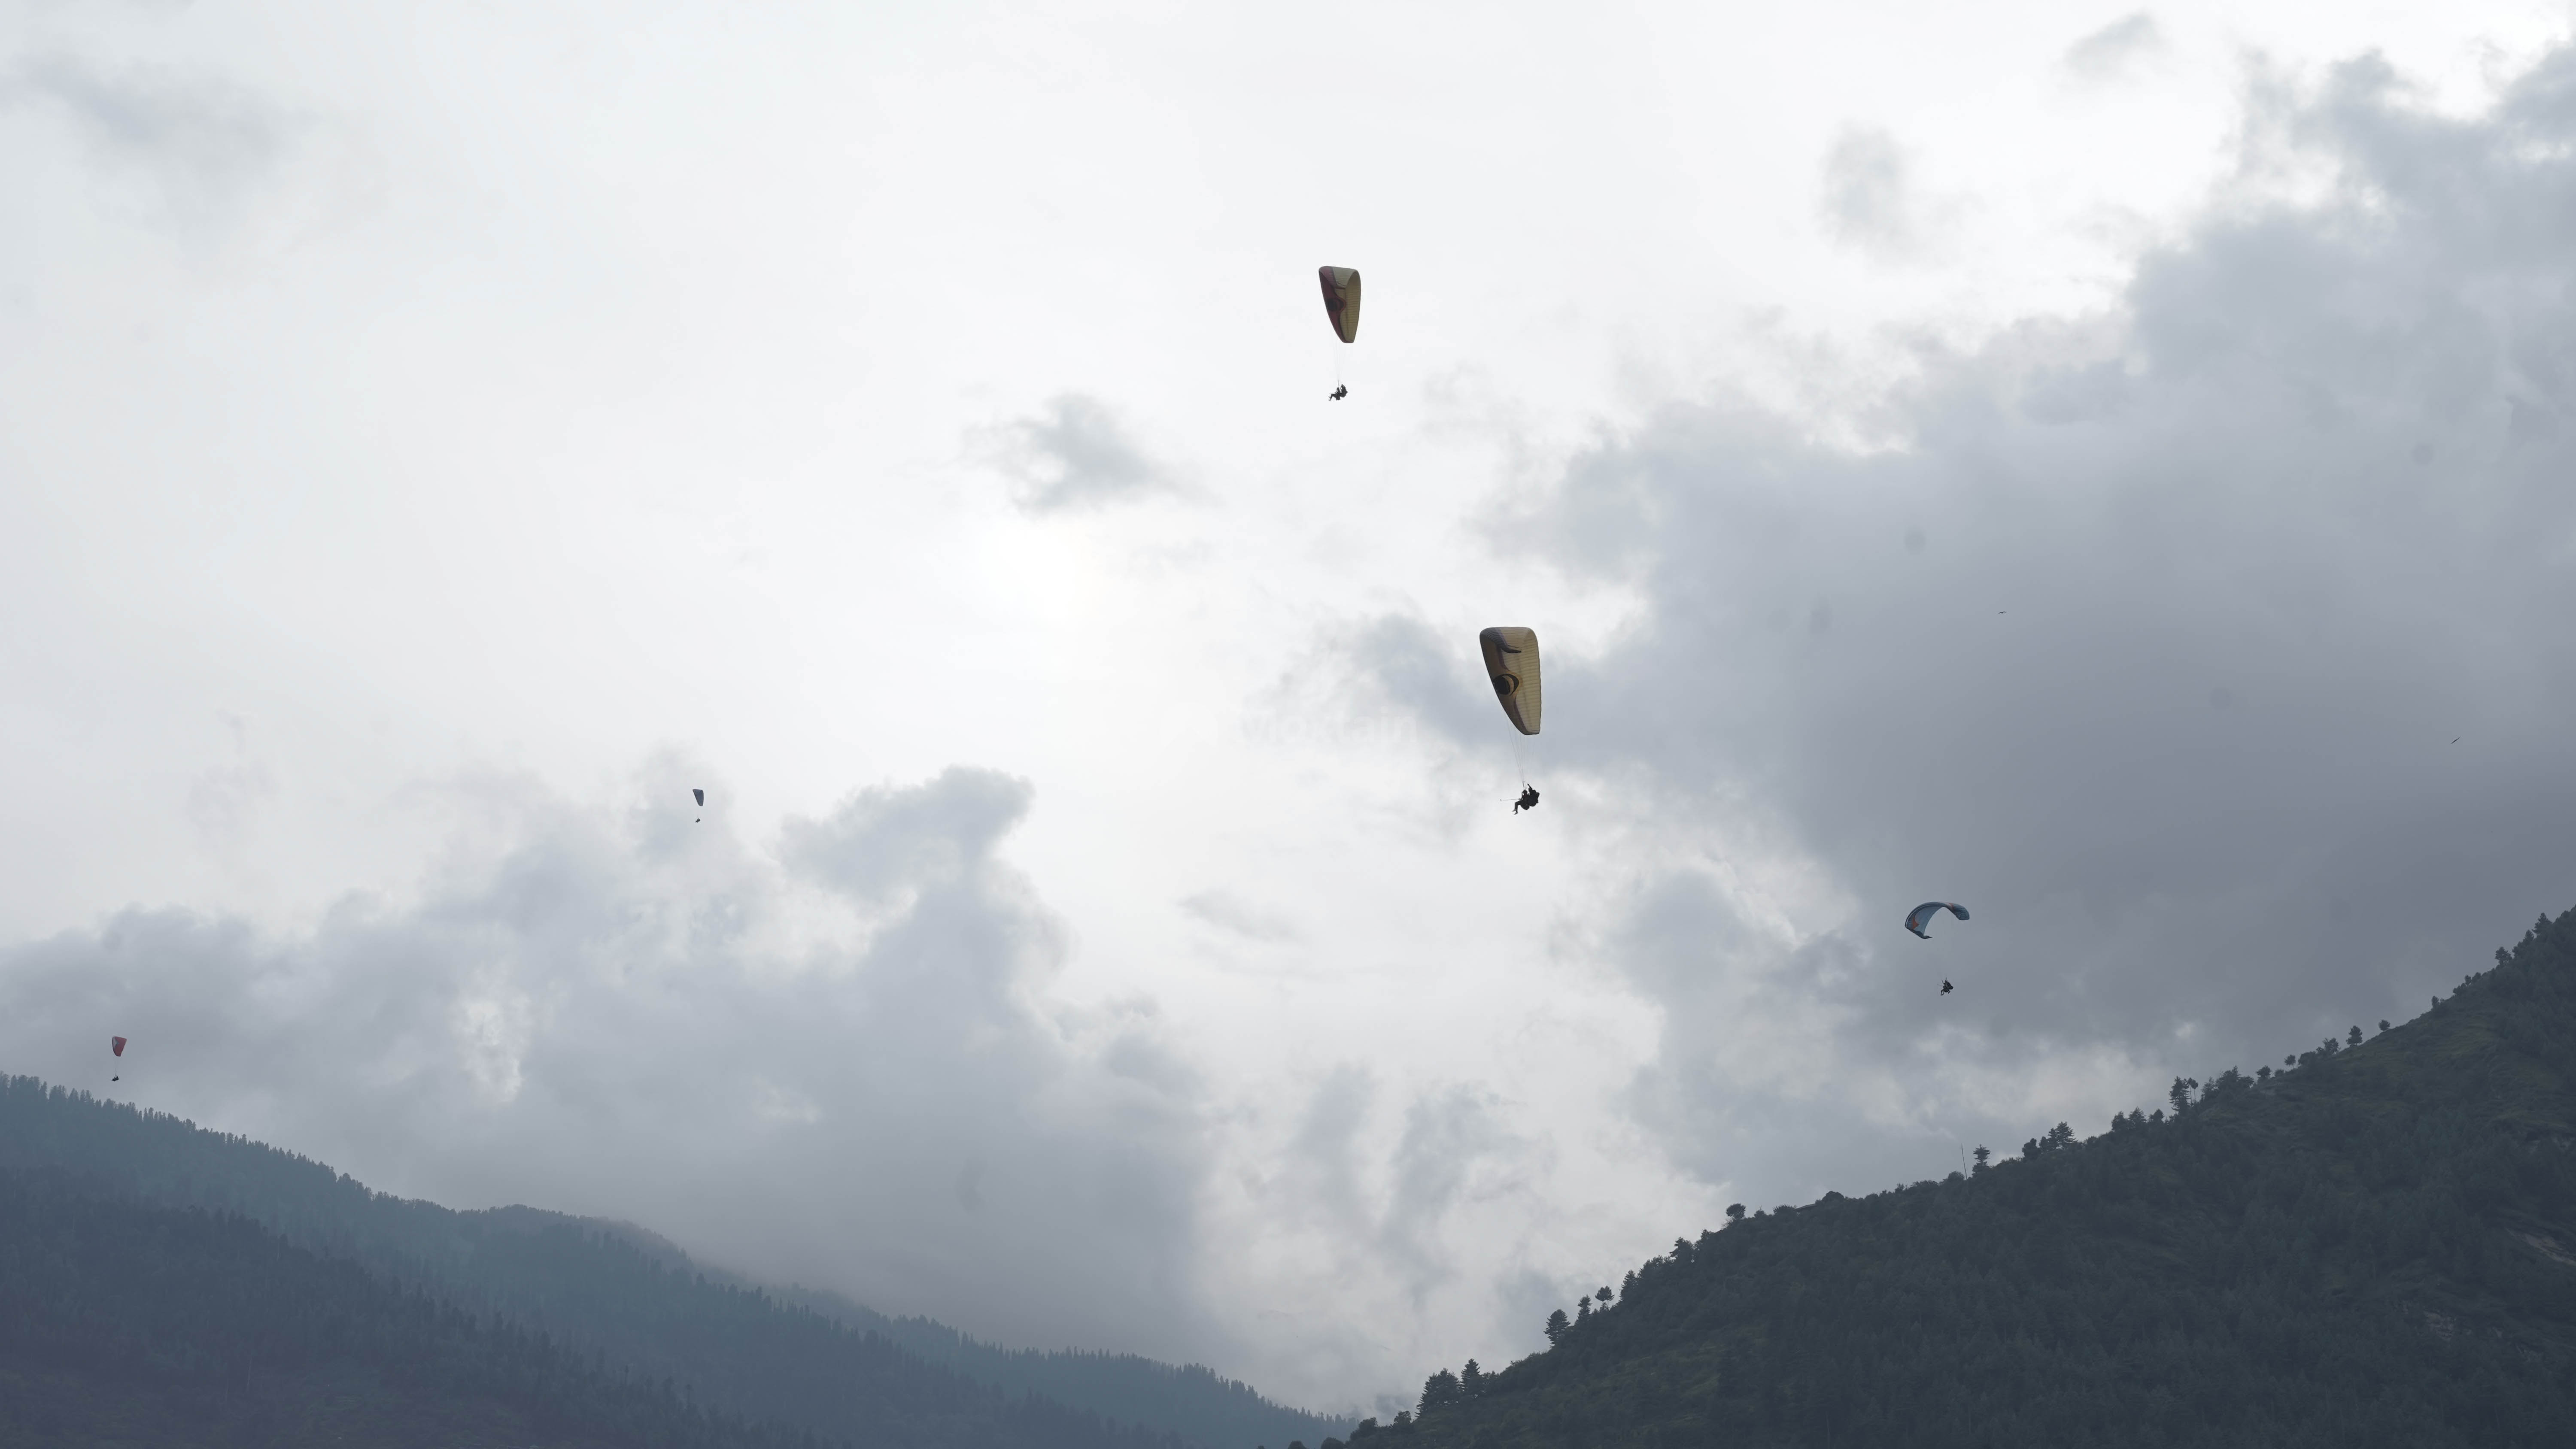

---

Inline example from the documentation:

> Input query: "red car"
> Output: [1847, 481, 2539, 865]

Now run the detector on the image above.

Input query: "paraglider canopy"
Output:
[693, 788, 705, 806]
[1318, 266, 1361, 344]
[111, 1036, 126, 1057]
[1478, 627, 1542, 735]
[1905, 902, 1969, 939]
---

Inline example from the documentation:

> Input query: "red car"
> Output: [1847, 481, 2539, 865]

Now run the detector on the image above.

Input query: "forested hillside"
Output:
[0, 1081, 1346, 1449]
[1355, 905, 2576, 1449]
[0, 1173, 790, 1449]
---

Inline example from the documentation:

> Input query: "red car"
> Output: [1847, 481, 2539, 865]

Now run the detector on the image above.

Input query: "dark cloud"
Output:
[2063, 13, 2166, 82]
[0, 763, 1221, 1367]
[1370, 49, 2576, 1197]
[986, 394, 1179, 512]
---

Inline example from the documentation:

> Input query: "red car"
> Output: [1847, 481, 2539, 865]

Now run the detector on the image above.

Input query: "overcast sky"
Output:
[6, 0, 2576, 1419]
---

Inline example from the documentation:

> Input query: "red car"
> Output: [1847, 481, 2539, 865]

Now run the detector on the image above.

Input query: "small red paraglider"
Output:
[111, 1035, 126, 1082]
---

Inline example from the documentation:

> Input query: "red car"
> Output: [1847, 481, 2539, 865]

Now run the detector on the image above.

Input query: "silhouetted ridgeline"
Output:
[1344, 905, 2576, 1449]
[0, 1079, 1347, 1449]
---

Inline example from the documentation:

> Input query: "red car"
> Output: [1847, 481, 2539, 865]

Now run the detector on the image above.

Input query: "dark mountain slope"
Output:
[1373, 906, 2576, 1449]
[0, 1080, 1343, 1449]
[0, 1172, 790, 1449]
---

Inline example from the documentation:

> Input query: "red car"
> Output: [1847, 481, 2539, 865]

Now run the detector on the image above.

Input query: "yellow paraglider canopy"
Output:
[1318, 267, 1361, 344]
[1478, 627, 1541, 735]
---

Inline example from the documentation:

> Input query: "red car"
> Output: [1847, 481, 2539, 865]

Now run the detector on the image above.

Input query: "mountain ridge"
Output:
[0, 1076, 1348, 1449]
[1361, 904, 2576, 1448]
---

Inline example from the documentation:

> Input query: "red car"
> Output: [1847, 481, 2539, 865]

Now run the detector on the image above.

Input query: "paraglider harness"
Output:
[1329, 385, 1348, 401]
[1513, 785, 1540, 814]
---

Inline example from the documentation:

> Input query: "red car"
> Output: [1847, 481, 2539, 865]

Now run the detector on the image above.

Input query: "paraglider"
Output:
[1905, 901, 1969, 939]
[1318, 266, 1360, 398]
[1478, 627, 1543, 816]
[1478, 627, 1541, 735]
[693, 788, 704, 823]
[1318, 266, 1361, 343]
[110, 1035, 125, 1082]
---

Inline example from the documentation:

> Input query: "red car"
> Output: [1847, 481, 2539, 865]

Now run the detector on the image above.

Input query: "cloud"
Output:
[0, 762, 1223, 1366]
[1820, 126, 1929, 261]
[1378, 1086, 1527, 1305]
[984, 393, 1181, 512]
[1333, 615, 1498, 751]
[1275, 1073, 1525, 1304]
[1354, 49, 2576, 1197]
[2063, 13, 2166, 83]
[1179, 889, 1305, 944]
[2, 54, 296, 223]
[1249, 1067, 1547, 1416]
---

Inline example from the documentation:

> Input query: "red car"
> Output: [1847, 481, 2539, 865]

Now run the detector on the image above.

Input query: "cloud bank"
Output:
[1358, 47, 2576, 1194]
[0, 764, 1222, 1366]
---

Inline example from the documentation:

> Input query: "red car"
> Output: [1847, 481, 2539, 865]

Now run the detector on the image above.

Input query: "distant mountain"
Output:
[0, 1078, 1349, 1449]
[780, 1287, 1349, 1449]
[1363, 905, 2576, 1449]
[0, 1172, 788, 1449]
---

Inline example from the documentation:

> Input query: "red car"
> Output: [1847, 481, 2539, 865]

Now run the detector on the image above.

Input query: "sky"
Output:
[5, 0, 2576, 1419]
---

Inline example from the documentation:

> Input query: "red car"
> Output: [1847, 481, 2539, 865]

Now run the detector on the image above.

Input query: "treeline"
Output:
[1356, 905, 2576, 1448]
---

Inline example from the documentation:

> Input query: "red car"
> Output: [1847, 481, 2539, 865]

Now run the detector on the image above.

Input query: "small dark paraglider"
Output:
[1318, 266, 1361, 343]
[1513, 785, 1540, 814]
[111, 1035, 126, 1082]
[1905, 901, 1969, 939]
[1318, 266, 1361, 397]
[693, 787, 704, 822]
